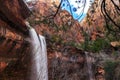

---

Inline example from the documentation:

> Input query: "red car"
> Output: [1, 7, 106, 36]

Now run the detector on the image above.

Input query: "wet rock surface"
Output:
[48, 47, 89, 80]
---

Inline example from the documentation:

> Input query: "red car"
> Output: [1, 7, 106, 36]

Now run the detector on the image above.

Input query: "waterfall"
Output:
[27, 28, 48, 80]
[85, 52, 95, 80]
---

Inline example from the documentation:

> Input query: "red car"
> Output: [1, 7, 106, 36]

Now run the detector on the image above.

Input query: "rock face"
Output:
[48, 47, 90, 80]
[0, 0, 32, 79]
[0, 0, 31, 36]
[93, 51, 120, 80]
[0, 35, 31, 79]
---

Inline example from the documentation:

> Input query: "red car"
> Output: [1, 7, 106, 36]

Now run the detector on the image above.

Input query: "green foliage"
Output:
[77, 31, 110, 52]
[106, 30, 120, 41]
[50, 35, 63, 44]
[80, 38, 110, 52]
[104, 60, 119, 80]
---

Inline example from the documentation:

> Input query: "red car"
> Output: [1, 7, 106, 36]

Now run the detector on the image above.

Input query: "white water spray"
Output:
[85, 52, 95, 80]
[26, 27, 48, 80]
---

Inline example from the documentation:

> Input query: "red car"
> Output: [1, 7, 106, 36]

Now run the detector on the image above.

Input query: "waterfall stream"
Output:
[85, 52, 95, 80]
[28, 28, 48, 80]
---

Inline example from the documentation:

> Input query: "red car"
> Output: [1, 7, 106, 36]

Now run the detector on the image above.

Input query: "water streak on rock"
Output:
[28, 28, 48, 80]
[85, 52, 95, 80]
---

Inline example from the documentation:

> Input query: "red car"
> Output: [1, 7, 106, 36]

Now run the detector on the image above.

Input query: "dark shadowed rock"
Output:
[0, 0, 31, 36]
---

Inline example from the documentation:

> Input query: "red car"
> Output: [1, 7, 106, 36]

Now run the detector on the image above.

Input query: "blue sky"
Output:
[60, 0, 94, 22]
[25, 0, 94, 22]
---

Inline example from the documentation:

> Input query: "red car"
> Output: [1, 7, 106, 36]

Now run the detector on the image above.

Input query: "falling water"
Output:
[85, 52, 95, 80]
[27, 27, 48, 80]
